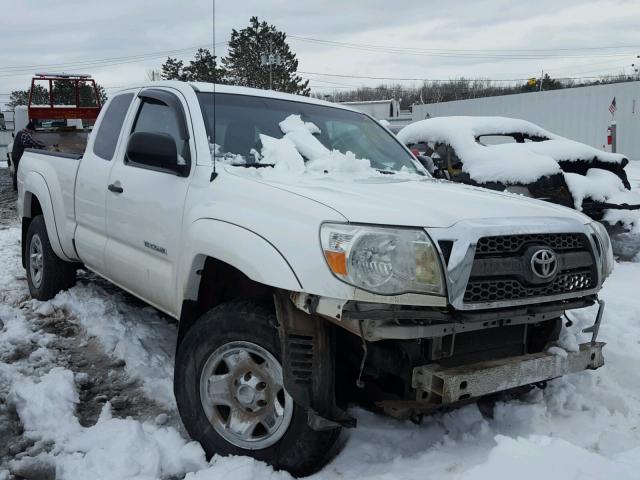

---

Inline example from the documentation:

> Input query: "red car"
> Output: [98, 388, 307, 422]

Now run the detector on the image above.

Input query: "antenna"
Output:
[210, 0, 218, 182]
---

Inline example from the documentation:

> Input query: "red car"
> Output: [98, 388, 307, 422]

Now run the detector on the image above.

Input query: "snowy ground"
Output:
[1, 164, 640, 479]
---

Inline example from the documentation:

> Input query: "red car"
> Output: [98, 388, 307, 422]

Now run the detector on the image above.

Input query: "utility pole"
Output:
[539, 70, 544, 92]
[260, 41, 282, 90]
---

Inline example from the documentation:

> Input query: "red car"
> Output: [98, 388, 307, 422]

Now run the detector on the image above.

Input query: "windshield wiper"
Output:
[230, 162, 275, 168]
[376, 169, 396, 175]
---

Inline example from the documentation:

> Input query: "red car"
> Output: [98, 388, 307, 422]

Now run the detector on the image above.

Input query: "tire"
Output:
[25, 215, 76, 300]
[174, 300, 341, 477]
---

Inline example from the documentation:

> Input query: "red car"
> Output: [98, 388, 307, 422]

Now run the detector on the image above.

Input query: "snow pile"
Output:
[564, 168, 628, 209]
[459, 435, 640, 479]
[47, 285, 179, 408]
[398, 115, 626, 165]
[258, 134, 305, 174]
[603, 189, 640, 233]
[258, 115, 378, 178]
[210, 143, 250, 166]
[9, 368, 80, 443]
[526, 138, 626, 164]
[213, 114, 408, 182]
[565, 168, 640, 231]
[397, 116, 627, 185]
[7, 368, 206, 480]
[397, 116, 562, 184]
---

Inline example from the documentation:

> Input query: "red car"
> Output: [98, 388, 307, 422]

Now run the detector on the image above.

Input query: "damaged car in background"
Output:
[398, 116, 640, 258]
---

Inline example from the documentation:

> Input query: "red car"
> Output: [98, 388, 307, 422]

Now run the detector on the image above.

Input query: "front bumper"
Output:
[412, 341, 604, 405]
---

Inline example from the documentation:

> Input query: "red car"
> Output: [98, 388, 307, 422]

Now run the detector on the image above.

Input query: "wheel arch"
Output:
[177, 219, 303, 344]
[20, 181, 71, 266]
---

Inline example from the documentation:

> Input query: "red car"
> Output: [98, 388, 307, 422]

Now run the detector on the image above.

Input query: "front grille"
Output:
[464, 270, 593, 303]
[464, 233, 596, 304]
[475, 233, 584, 256]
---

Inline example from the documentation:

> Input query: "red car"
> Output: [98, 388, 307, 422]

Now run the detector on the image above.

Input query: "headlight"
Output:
[589, 221, 614, 280]
[320, 223, 445, 295]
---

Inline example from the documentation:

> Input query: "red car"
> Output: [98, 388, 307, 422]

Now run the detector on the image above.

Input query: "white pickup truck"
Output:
[17, 81, 613, 476]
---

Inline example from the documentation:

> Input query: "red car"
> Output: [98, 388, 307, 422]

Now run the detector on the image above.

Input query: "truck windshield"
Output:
[197, 92, 423, 175]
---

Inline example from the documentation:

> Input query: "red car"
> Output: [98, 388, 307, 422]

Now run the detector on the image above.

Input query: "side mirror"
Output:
[125, 131, 187, 176]
[416, 155, 436, 175]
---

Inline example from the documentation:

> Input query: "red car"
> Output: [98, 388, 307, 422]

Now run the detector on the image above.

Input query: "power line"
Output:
[289, 35, 639, 60]
[0, 42, 228, 79]
[299, 70, 634, 83]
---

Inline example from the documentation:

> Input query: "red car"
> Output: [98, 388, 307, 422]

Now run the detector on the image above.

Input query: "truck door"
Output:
[103, 88, 193, 316]
[75, 92, 135, 273]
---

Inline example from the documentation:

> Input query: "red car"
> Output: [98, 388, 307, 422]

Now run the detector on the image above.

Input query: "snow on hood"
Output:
[397, 116, 627, 185]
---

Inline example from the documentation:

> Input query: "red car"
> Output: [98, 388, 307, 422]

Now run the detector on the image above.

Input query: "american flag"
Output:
[609, 97, 617, 115]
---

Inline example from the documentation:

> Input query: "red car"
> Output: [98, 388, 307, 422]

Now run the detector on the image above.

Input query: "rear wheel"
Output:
[174, 300, 341, 476]
[26, 215, 76, 300]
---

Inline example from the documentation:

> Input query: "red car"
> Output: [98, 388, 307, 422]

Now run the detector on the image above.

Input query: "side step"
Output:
[412, 342, 605, 405]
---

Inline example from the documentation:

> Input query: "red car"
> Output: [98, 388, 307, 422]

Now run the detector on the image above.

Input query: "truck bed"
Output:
[32, 130, 89, 155]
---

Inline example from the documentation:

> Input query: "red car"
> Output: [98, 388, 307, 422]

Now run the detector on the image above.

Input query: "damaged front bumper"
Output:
[412, 341, 604, 405]
[380, 299, 606, 418]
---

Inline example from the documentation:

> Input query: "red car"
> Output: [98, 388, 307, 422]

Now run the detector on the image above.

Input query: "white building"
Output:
[341, 99, 400, 119]
[411, 81, 640, 160]
[340, 99, 413, 132]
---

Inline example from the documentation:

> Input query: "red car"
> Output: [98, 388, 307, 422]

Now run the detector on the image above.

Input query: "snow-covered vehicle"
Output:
[16, 82, 613, 475]
[398, 117, 640, 257]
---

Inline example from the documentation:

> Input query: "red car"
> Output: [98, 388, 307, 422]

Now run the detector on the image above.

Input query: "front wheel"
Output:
[174, 300, 341, 476]
[25, 215, 76, 300]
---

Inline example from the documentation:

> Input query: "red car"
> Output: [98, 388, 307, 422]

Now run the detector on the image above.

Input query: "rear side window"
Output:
[93, 93, 134, 160]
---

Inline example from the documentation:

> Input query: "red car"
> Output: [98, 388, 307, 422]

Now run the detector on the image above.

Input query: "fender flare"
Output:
[181, 218, 303, 303]
[21, 171, 72, 262]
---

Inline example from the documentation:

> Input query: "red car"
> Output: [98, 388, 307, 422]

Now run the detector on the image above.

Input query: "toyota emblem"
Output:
[530, 248, 558, 280]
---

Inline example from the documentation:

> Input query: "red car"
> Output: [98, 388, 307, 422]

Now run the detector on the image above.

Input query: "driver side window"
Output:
[131, 99, 191, 166]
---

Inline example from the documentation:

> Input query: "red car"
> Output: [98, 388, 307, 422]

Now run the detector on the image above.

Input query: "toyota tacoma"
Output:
[17, 82, 613, 476]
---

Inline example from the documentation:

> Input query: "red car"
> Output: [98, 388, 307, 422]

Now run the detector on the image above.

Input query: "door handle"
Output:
[108, 182, 123, 194]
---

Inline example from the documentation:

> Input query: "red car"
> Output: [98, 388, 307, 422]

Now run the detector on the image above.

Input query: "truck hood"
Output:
[238, 173, 591, 228]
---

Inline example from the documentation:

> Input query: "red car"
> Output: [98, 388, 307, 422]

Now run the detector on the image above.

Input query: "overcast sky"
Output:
[1, 0, 639, 108]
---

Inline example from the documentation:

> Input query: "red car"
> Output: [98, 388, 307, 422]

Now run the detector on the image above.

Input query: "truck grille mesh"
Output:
[464, 233, 595, 304]
[464, 270, 594, 303]
[475, 233, 583, 256]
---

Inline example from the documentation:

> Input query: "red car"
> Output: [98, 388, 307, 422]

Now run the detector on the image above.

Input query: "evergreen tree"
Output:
[52, 81, 106, 106]
[222, 16, 309, 95]
[183, 48, 226, 83]
[8, 85, 49, 108]
[161, 57, 188, 81]
[8, 82, 106, 109]
[161, 49, 226, 83]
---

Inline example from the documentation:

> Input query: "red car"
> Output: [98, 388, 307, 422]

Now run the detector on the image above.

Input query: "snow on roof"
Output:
[397, 116, 627, 184]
